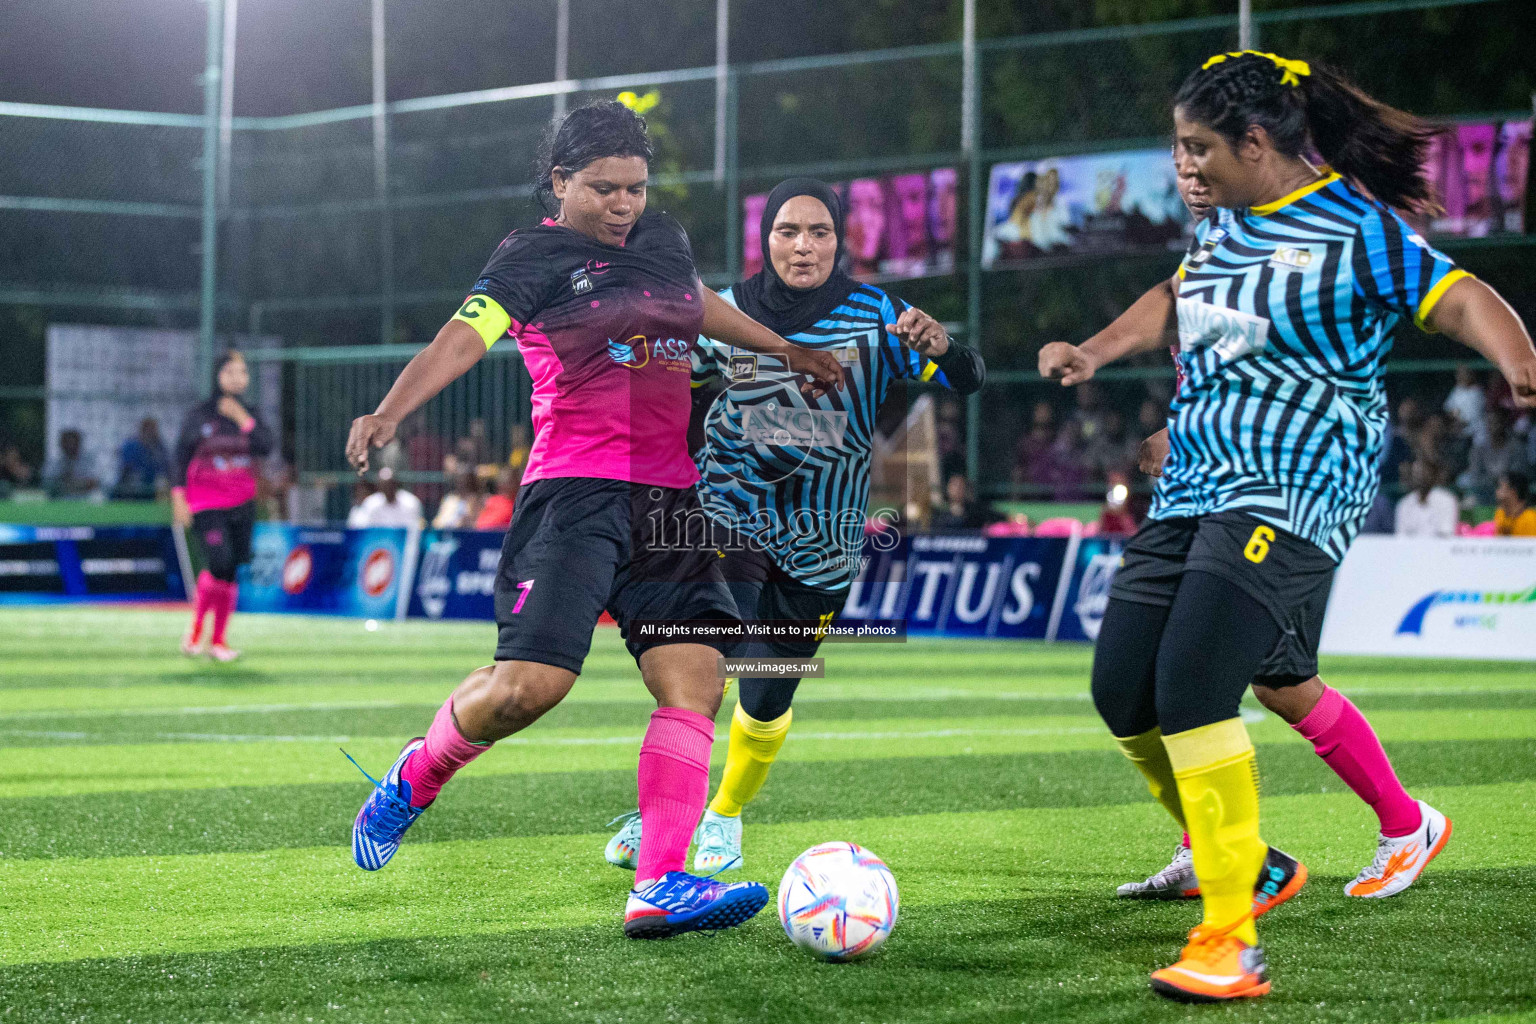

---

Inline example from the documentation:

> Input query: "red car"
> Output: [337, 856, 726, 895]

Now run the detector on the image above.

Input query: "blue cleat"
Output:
[346, 738, 428, 871]
[623, 870, 769, 939]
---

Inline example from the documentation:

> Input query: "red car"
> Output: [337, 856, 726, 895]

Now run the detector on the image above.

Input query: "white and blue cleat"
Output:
[623, 870, 769, 939]
[605, 810, 643, 870]
[346, 738, 429, 871]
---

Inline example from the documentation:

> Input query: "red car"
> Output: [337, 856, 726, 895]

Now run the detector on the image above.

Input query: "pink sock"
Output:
[1294, 686, 1420, 837]
[210, 579, 237, 645]
[400, 698, 489, 808]
[1181, 833, 1190, 849]
[634, 707, 715, 886]
[190, 570, 216, 642]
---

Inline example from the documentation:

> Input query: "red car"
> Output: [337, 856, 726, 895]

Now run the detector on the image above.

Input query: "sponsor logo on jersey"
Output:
[1268, 245, 1316, 270]
[729, 353, 758, 381]
[1176, 296, 1271, 362]
[570, 268, 594, 295]
[608, 335, 691, 371]
[739, 402, 848, 448]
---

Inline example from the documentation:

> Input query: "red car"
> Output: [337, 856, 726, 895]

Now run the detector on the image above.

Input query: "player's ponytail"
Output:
[533, 100, 655, 214]
[1175, 51, 1441, 215]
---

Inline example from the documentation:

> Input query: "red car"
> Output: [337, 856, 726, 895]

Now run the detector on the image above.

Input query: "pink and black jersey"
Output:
[172, 399, 273, 513]
[456, 212, 706, 489]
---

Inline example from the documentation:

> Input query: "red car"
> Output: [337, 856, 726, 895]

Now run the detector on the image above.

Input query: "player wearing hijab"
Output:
[342, 101, 843, 940]
[1039, 52, 1536, 1001]
[1120, 162, 1441, 905]
[603, 177, 985, 874]
[172, 349, 273, 662]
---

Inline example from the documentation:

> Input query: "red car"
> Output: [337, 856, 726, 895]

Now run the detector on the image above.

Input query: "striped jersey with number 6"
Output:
[1161, 173, 1469, 561]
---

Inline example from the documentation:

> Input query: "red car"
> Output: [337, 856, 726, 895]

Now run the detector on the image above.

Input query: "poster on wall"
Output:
[982, 148, 1189, 268]
[1415, 118, 1530, 237]
[743, 168, 958, 281]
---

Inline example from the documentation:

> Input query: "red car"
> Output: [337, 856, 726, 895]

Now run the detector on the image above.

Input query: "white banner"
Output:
[1320, 536, 1536, 661]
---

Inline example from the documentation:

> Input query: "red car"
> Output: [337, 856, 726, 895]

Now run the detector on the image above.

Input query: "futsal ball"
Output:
[778, 842, 899, 962]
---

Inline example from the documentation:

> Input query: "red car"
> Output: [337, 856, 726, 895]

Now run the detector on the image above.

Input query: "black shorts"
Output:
[1109, 510, 1336, 681]
[717, 540, 850, 660]
[191, 501, 256, 582]
[493, 477, 740, 672]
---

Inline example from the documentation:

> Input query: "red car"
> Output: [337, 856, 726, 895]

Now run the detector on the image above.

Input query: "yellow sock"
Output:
[1113, 726, 1186, 831]
[708, 703, 792, 817]
[1163, 718, 1267, 945]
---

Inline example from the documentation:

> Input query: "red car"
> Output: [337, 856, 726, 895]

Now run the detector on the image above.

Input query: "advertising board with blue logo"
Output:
[407, 529, 505, 621]
[238, 524, 417, 619]
[1320, 536, 1536, 661]
[840, 534, 1093, 640]
[0, 524, 185, 603]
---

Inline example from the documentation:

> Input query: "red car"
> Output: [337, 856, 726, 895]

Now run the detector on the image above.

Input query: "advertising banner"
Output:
[407, 529, 504, 621]
[1051, 534, 1127, 644]
[0, 524, 185, 602]
[982, 148, 1189, 268]
[744, 168, 958, 282]
[840, 534, 1073, 640]
[1319, 536, 1536, 661]
[239, 524, 417, 619]
[1416, 118, 1530, 238]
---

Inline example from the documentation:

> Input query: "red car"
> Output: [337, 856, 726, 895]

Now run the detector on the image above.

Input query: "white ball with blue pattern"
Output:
[778, 841, 899, 961]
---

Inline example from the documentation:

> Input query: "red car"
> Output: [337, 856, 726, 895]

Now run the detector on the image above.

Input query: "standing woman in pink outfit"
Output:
[172, 349, 273, 662]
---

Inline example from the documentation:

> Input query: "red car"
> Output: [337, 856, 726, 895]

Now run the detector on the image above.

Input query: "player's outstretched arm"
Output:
[346, 319, 486, 471]
[1038, 279, 1178, 387]
[1423, 277, 1536, 409]
[700, 287, 845, 396]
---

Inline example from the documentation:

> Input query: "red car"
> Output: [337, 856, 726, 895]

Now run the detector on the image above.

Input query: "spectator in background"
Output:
[935, 397, 965, 481]
[1380, 396, 1424, 492]
[1012, 400, 1059, 491]
[347, 466, 422, 529]
[1394, 459, 1459, 537]
[1414, 412, 1469, 485]
[1084, 407, 1139, 479]
[1495, 470, 1536, 536]
[113, 417, 170, 500]
[1068, 380, 1109, 446]
[1097, 470, 1138, 535]
[1137, 397, 1167, 445]
[474, 465, 522, 531]
[346, 478, 375, 526]
[0, 442, 34, 491]
[1444, 365, 1487, 446]
[433, 467, 484, 529]
[932, 472, 994, 531]
[1459, 407, 1528, 504]
[42, 428, 101, 499]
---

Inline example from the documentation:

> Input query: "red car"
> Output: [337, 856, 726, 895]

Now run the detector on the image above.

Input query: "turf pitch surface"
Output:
[1, 607, 1533, 1023]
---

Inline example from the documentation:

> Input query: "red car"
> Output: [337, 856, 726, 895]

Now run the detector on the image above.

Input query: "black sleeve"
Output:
[246, 417, 275, 459]
[470, 232, 558, 327]
[171, 408, 203, 488]
[933, 340, 986, 395]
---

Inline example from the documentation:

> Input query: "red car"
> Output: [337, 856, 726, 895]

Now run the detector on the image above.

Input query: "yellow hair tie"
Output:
[1202, 50, 1311, 87]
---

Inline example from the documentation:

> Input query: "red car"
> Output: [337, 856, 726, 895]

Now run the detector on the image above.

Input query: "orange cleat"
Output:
[1150, 919, 1270, 1003]
[1252, 846, 1307, 918]
[1345, 801, 1451, 898]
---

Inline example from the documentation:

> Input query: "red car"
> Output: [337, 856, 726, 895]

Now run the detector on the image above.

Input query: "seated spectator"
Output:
[1097, 470, 1138, 535]
[474, 465, 522, 531]
[112, 417, 171, 500]
[1011, 401, 1058, 489]
[931, 473, 995, 531]
[1394, 459, 1459, 538]
[1495, 470, 1536, 536]
[1414, 412, 1468, 485]
[1379, 395, 1423, 492]
[1084, 408, 1139, 479]
[347, 467, 423, 529]
[0, 442, 35, 491]
[42, 428, 102, 499]
[1443, 365, 1488, 446]
[433, 469, 484, 529]
[1068, 381, 1109, 445]
[1459, 408, 1528, 505]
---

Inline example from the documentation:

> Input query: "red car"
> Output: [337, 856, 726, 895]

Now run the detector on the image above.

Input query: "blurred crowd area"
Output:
[3, 369, 1534, 539]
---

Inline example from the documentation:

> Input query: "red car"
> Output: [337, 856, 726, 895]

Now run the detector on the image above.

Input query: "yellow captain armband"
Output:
[1414, 269, 1474, 333]
[452, 293, 514, 349]
[919, 360, 940, 382]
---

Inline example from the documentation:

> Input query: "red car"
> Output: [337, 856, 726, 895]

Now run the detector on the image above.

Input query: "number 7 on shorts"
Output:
[512, 579, 535, 614]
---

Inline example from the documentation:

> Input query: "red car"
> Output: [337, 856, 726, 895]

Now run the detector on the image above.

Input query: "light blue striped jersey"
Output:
[693, 284, 951, 589]
[1158, 172, 1470, 561]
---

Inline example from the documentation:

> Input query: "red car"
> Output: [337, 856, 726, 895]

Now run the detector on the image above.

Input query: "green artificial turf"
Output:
[0, 607, 1532, 1024]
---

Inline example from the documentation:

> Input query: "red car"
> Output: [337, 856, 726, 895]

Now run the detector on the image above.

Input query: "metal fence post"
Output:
[198, 0, 225, 397]
[373, 0, 394, 346]
[725, 67, 741, 281]
[962, 0, 981, 486]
